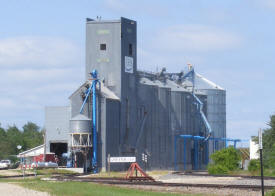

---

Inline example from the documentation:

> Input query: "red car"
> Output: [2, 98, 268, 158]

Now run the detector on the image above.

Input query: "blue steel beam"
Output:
[183, 138, 186, 170]
[174, 134, 243, 171]
[193, 136, 205, 170]
[194, 138, 198, 170]
[174, 135, 206, 171]
[174, 135, 178, 171]
[208, 137, 242, 150]
[181, 69, 194, 81]
[205, 141, 209, 165]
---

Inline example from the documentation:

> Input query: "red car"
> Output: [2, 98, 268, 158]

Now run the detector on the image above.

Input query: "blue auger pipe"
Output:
[192, 93, 212, 141]
[80, 84, 93, 114]
[79, 70, 100, 173]
[91, 70, 99, 173]
[182, 68, 212, 141]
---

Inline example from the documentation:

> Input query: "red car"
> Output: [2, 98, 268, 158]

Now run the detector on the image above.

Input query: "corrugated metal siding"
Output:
[200, 89, 226, 153]
[170, 91, 208, 170]
[104, 98, 121, 171]
[45, 106, 71, 152]
[45, 17, 226, 171]
[106, 99, 120, 155]
[86, 21, 122, 97]
[135, 80, 209, 170]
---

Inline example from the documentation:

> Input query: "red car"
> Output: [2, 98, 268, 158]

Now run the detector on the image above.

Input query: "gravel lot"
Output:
[114, 184, 264, 196]
[141, 173, 275, 196]
[0, 183, 50, 196]
[158, 173, 275, 186]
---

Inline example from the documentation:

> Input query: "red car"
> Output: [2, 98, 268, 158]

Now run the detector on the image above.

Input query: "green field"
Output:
[0, 177, 203, 196]
[21, 179, 203, 196]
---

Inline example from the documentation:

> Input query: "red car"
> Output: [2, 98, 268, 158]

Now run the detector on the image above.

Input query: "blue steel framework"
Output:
[80, 70, 100, 173]
[174, 134, 241, 171]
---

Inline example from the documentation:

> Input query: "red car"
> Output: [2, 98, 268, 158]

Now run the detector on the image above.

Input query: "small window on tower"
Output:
[129, 44, 132, 56]
[100, 44, 106, 50]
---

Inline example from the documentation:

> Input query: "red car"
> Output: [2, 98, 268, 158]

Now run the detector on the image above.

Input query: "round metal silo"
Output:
[194, 72, 226, 151]
[69, 114, 92, 148]
[70, 114, 92, 134]
[200, 88, 226, 150]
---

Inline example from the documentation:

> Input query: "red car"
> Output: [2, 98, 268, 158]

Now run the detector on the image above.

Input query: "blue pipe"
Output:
[194, 139, 198, 170]
[91, 70, 99, 173]
[183, 138, 186, 170]
[215, 141, 218, 151]
[175, 135, 193, 171]
[192, 93, 212, 141]
[79, 70, 99, 173]
[174, 135, 177, 171]
[175, 135, 243, 171]
[193, 136, 204, 170]
[205, 140, 209, 165]
[182, 68, 212, 141]
[80, 84, 93, 114]
[181, 69, 194, 81]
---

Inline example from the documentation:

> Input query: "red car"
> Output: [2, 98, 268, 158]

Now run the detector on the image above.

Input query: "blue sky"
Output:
[0, 0, 274, 141]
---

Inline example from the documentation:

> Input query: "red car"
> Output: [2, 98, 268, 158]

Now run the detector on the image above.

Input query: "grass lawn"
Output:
[229, 169, 275, 177]
[17, 178, 202, 196]
[35, 168, 76, 175]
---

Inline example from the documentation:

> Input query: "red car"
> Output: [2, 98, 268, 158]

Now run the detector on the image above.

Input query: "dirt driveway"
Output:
[0, 183, 50, 196]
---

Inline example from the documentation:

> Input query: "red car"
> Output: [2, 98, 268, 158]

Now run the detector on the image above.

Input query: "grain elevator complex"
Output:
[45, 17, 226, 172]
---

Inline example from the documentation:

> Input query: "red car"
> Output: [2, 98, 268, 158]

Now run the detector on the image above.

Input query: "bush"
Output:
[208, 147, 241, 175]
[208, 164, 229, 174]
[248, 159, 260, 173]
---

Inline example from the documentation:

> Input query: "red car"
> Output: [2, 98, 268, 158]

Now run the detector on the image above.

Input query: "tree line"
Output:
[0, 122, 44, 161]
[261, 114, 275, 168]
[207, 114, 275, 175]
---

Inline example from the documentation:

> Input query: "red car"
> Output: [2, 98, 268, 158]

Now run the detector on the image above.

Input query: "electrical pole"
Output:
[259, 129, 264, 196]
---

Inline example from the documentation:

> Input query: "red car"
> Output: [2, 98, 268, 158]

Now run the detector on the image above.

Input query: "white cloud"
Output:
[137, 47, 204, 73]
[0, 68, 83, 108]
[152, 25, 242, 52]
[0, 36, 84, 128]
[137, 24, 242, 73]
[0, 68, 79, 84]
[0, 36, 81, 68]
